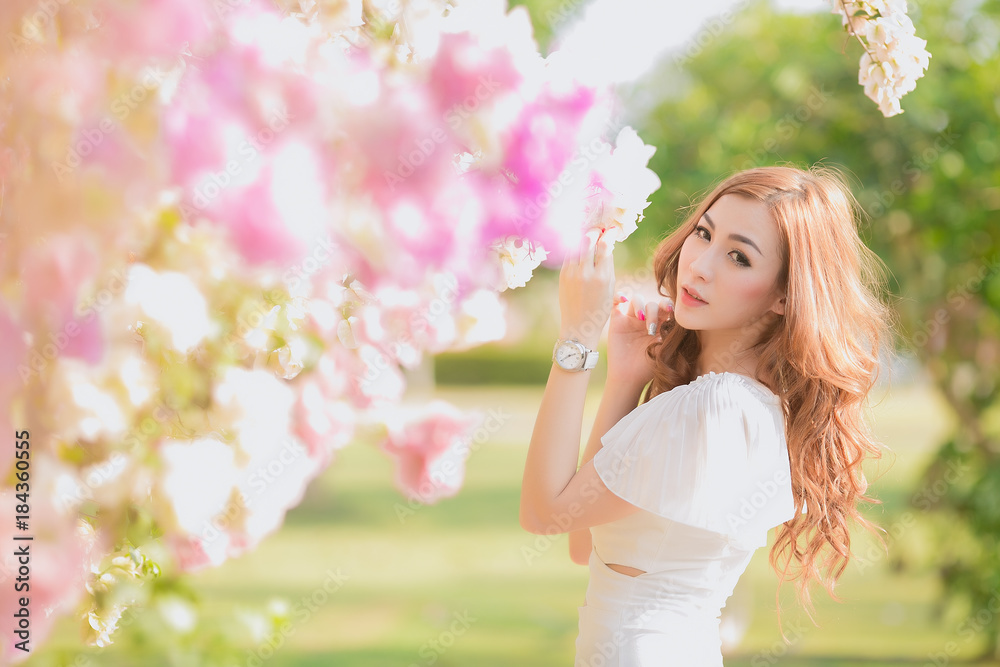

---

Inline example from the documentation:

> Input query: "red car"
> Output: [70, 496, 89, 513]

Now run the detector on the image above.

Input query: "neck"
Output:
[695, 329, 760, 379]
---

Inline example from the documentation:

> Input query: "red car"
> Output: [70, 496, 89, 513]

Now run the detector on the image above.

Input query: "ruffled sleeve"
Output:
[592, 372, 796, 548]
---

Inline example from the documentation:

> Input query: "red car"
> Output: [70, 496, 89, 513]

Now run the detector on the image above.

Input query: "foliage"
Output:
[620, 0, 1000, 656]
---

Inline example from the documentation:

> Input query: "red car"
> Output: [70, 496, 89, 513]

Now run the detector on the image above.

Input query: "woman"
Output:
[519, 165, 894, 665]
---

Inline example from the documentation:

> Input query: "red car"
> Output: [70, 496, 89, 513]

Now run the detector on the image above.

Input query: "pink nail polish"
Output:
[637, 309, 645, 321]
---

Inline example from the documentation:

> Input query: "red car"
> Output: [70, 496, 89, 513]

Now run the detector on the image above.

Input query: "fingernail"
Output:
[617, 294, 628, 303]
[637, 309, 645, 321]
[647, 322, 657, 336]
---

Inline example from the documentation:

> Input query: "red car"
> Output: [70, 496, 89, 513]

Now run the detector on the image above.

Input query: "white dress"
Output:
[575, 371, 797, 667]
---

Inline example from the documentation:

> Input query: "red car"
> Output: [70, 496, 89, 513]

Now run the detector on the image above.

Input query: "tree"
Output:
[624, 0, 1000, 656]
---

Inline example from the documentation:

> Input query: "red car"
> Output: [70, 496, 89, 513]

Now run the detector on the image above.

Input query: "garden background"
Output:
[10, 0, 1000, 665]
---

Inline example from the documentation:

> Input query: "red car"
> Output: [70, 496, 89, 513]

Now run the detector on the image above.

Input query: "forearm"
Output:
[519, 357, 594, 530]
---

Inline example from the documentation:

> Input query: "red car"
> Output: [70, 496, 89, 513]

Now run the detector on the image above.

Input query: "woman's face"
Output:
[673, 194, 786, 335]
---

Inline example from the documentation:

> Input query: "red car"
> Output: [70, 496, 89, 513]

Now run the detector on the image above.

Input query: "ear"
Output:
[770, 291, 786, 316]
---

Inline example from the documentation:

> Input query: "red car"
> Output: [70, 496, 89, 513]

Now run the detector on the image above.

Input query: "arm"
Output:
[519, 230, 633, 535]
[520, 348, 643, 535]
[568, 384, 646, 564]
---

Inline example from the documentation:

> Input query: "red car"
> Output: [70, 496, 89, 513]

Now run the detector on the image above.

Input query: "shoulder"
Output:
[593, 373, 794, 541]
[650, 371, 781, 419]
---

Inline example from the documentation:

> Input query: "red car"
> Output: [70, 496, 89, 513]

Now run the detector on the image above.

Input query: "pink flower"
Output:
[19, 234, 105, 365]
[427, 32, 521, 117]
[485, 84, 599, 259]
[353, 78, 456, 207]
[91, 0, 213, 62]
[203, 168, 308, 267]
[379, 401, 481, 503]
[292, 378, 356, 465]
[163, 104, 232, 193]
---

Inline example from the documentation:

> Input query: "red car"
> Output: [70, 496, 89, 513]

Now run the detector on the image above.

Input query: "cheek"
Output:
[677, 238, 695, 269]
[728, 275, 776, 308]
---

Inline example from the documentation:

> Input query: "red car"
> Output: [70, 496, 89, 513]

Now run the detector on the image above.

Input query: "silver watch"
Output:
[552, 338, 599, 372]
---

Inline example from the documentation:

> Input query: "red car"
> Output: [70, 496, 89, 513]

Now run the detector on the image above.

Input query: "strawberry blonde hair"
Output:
[644, 165, 896, 623]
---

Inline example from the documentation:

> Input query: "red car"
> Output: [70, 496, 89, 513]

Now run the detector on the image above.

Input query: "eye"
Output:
[729, 250, 751, 267]
[693, 225, 710, 241]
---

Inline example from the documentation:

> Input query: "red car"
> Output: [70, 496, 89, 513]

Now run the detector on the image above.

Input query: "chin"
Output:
[672, 309, 699, 330]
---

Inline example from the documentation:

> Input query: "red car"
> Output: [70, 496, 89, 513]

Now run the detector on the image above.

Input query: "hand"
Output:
[558, 228, 615, 349]
[606, 293, 673, 393]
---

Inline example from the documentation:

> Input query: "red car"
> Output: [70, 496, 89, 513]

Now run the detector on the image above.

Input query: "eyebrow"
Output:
[702, 213, 764, 257]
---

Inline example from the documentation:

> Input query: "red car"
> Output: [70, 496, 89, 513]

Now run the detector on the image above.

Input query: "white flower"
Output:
[490, 236, 548, 291]
[454, 289, 506, 348]
[160, 368, 322, 567]
[588, 126, 661, 243]
[833, 0, 930, 117]
[46, 359, 128, 442]
[124, 264, 212, 353]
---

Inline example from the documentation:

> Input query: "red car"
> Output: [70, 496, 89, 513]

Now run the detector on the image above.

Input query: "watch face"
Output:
[555, 343, 584, 369]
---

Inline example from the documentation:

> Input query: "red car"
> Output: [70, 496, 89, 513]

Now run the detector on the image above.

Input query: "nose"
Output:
[688, 244, 714, 282]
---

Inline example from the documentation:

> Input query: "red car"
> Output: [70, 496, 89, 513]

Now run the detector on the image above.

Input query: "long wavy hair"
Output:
[643, 165, 896, 623]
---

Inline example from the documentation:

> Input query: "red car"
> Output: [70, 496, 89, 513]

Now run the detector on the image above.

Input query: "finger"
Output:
[575, 230, 589, 268]
[662, 297, 674, 321]
[644, 301, 659, 335]
[595, 229, 614, 267]
[585, 200, 605, 229]
[581, 228, 600, 269]
[612, 292, 629, 311]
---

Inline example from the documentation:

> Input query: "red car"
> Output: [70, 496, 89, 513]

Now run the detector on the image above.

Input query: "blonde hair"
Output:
[644, 165, 896, 622]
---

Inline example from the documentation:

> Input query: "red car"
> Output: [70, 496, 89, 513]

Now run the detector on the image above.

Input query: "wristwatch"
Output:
[552, 338, 599, 372]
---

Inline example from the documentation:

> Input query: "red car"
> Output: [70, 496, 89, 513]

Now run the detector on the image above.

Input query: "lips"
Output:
[682, 285, 708, 304]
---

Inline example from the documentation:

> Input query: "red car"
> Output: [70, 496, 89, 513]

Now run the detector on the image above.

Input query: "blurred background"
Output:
[24, 0, 1000, 665]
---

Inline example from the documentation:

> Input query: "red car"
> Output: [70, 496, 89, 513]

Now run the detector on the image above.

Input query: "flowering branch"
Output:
[831, 0, 931, 117]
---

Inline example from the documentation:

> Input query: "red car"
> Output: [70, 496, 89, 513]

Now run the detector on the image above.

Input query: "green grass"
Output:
[28, 380, 998, 666]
